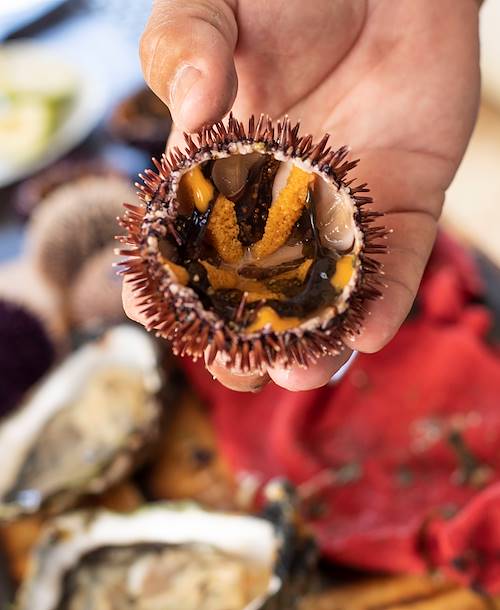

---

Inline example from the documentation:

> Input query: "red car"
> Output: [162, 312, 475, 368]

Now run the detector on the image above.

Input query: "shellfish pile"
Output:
[0, 322, 315, 609]
[120, 115, 386, 372]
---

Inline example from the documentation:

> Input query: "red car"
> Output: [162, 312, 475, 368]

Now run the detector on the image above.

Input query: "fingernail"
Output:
[329, 350, 357, 385]
[170, 65, 201, 123]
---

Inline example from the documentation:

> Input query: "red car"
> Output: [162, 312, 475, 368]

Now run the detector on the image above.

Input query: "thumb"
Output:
[140, 0, 238, 133]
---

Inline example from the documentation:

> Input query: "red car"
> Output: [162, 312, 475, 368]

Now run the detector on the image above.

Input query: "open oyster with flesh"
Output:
[0, 325, 163, 521]
[120, 114, 386, 373]
[17, 486, 315, 610]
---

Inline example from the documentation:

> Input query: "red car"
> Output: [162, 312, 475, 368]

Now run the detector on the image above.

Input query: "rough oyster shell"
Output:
[17, 490, 315, 610]
[119, 114, 386, 373]
[0, 325, 163, 521]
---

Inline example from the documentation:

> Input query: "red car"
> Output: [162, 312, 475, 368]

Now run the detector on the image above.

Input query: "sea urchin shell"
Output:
[118, 115, 386, 373]
[0, 299, 55, 418]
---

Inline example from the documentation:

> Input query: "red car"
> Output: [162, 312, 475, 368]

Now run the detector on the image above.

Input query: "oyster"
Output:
[17, 489, 315, 610]
[0, 326, 163, 521]
[119, 115, 386, 372]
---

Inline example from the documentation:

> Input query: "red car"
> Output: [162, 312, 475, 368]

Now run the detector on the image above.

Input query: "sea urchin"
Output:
[118, 115, 386, 373]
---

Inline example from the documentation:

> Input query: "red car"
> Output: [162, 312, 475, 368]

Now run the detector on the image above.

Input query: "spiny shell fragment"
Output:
[119, 114, 386, 373]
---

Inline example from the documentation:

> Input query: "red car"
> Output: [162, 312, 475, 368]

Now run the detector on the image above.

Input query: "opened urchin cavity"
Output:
[118, 115, 387, 373]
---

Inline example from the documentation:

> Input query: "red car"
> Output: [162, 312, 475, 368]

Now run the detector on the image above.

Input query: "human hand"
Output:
[124, 0, 480, 391]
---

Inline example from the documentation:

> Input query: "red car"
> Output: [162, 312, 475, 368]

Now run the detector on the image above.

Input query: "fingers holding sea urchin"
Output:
[140, 0, 238, 133]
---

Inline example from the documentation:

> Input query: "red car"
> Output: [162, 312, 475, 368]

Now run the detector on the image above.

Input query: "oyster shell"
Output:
[119, 115, 386, 372]
[17, 490, 315, 610]
[0, 326, 163, 521]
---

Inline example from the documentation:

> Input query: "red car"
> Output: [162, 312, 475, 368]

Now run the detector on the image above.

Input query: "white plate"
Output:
[0, 41, 107, 188]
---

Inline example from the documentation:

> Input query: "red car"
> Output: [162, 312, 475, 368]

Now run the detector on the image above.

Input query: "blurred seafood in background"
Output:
[0, 325, 164, 521]
[28, 174, 134, 291]
[0, 37, 179, 603]
[0, 260, 67, 417]
[146, 389, 241, 511]
[68, 245, 124, 332]
[13, 160, 124, 219]
[0, 41, 106, 187]
[108, 87, 172, 157]
[16, 482, 315, 610]
[0, 481, 145, 588]
[27, 173, 134, 330]
[0, 259, 65, 341]
[0, 299, 56, 418]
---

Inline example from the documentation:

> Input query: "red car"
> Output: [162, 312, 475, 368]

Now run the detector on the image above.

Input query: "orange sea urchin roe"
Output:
[251, 166, 314, 259]
[163, 260, 190, 285]
[171, 153, 359, 331]
[207, 194, 244, 264]
[246, 306, 300, 333]
[178, 166, 214, 213]
[200, 261, 281, 301]
[331, 255, 355, 291]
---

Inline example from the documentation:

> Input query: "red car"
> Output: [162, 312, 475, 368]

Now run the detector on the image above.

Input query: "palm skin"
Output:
[124, 0, 480, 391]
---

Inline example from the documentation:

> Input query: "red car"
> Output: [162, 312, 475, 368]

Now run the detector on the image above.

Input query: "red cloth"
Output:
[182, 232, 500, 592]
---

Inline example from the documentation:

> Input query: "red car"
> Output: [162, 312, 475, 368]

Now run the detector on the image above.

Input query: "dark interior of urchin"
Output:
[157, 152, 356, 333]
